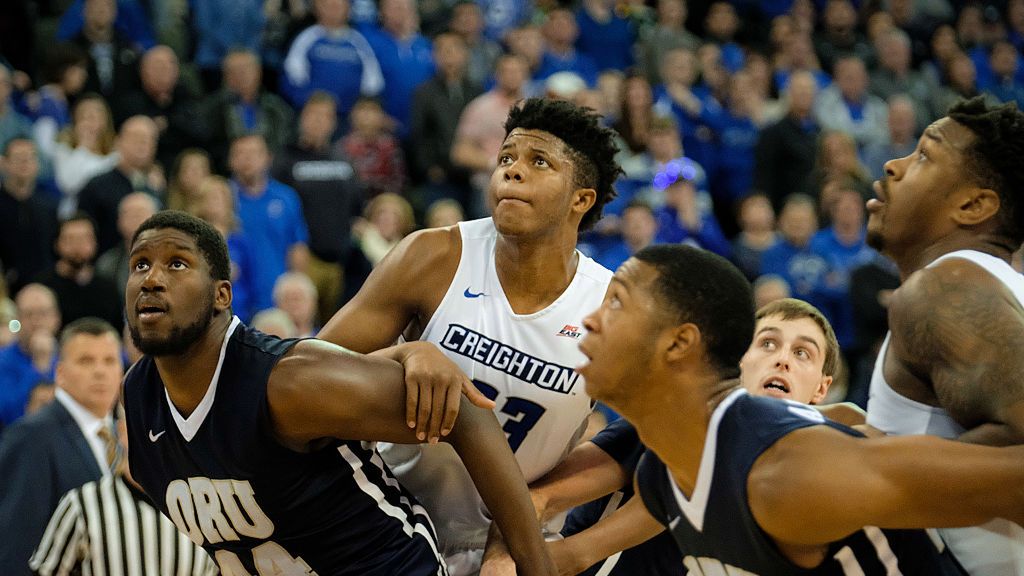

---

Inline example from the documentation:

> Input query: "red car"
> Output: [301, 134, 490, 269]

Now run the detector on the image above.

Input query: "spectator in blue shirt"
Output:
[280, 0, 384, 123]
[760, 193, 828, 311]
[536, 9, 600, 87]
[575, 0, 635, 72]
[191, 0, 266, 93]
[229, 134, 311, 314]
[0, 67, 32, 155]
[731, 194, 780, 281]
[595, 201, 659, 272]
[652, 160, 731, 257]
[56, 0, 156, 51]
[982, 40, 1024, 109]
[0, 284, 60, 428]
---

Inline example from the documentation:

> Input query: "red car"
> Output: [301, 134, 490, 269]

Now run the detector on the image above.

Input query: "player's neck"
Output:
[153, 314, 234, 419]
[494, 231, 580, 314]
[894, 234, 1014, 279]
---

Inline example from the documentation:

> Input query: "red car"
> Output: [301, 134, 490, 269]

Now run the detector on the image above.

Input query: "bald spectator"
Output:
[204, 48, 294, 171]
[35, 214, 123, 331]
[814, 56, 888, 150]
[273, 272, 319, 337]
[537, 8, 599, 86]
[0, 66, 32, 155]
[115, 45, 207, 170]
[0, 284, 60, 427]
[0, 139, 58, 293]
[753, 71, 821, 209]
[78, 115, 162, 254]
[71, 0, 141, 101]
[95, 192, 158, 301]
[862, 95, 919, 180]
[280, 0, 384, 122]
[868, 28, 932, 126]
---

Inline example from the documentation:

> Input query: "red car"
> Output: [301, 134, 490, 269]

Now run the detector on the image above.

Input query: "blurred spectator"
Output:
[280, 0, 384, 122]
[813, 0, 872, 73]
[773, 32, 831, 91]
[1009, 0, 1024, 52]
[619, 115, 708, 214]
[0, 139, 59, 293]
[0, 318, 123, 576]
[204, 49, 294, 172]
[652, 46, 717, 177]
[273, 272, 319, 337]
[192, 175, 259, 323]
[931, 52, 997, 120]
[613, 73, 654, 165]
[452, 54, 530, 217]
[27, 44, 90, 160]
[0, 284, 60, 427]
[575, 0, 636, 72]
[24, 382, 56, 418]
[806, 131, 872, 218]
[595, 200, 658, 271]
[753, 274, 792, 309]
[95, 191, 158, 302]
[56, 0, 156, 50]
[71, 0, 141, 102]
[702, 2, 744, 73]
[35, 214, 123, 331]
[981, 40, 1024, 109]
[637, 0, 700, 86]
[477, 0, 532, 41]
[52, 94, 119, 216]
[869, 28, 932, 128]
[78, 115, 162, 255]
[753, 70, 820, 209]
[274, 93, 363, 322]
[410, 32, 482, 213]
[504, 25, 545, 94]
[814, 56, 888, 150]
[809, 182, 877, 353]
[192, 0, 266, 93]
[653, 162, 730, 257]
[708, 69, 764, 218]
[448, 1, 502, 88]
[362, 0, 435, 139]
[230, 133, 311, 315]
[425, 198, 465, 228]
[760, 194, 828, 312]
[352, 192, 415, 266]
[537, 8, 599, 87]
[862, 95, 919, 180]
[338, 98, 406, 197]
[165, 148, 210, 212]
[731, 193, 780, 281]
[544, 72, 587, 101]
[0, 66, 32, 154]
[115, 45, 208, 172]
[251, 307, 299, 338]
[921, 24, 960, 89]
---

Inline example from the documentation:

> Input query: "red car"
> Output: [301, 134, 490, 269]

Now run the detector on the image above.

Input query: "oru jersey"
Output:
[380, 217, 612, 557]
[124, 317, 447, 576]
[867, 249, 1024, 575]
[637, 389, 968, 576]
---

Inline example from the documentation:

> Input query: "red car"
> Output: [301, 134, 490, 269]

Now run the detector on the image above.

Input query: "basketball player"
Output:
[317, 97, 621, 573]
[121, 211, 556, 575]
[528, 298, 850, 575]
[864, 97, 1024, 573]
[580, 244, 1024, 575]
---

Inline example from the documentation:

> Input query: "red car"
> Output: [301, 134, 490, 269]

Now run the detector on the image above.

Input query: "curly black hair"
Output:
[504, 98, 622, 231]
[948, 97, 1024, 245]
[131, 210, 232, 282]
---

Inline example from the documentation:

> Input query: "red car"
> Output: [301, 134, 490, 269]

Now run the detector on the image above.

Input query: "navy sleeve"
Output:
[590, 418, 645, 474]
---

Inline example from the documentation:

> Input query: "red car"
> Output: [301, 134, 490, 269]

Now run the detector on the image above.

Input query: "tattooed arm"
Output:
[887, 258, 1024, 441]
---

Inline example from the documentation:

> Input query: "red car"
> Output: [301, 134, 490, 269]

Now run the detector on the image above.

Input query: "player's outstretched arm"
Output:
[548, 494, 665, 576]
[530, 439, 631, 523]
[748, 425, 1024, 549]
[267, 339, 556, 576]
[316, 226, 493, 442]
[889, 260, 1024, 441]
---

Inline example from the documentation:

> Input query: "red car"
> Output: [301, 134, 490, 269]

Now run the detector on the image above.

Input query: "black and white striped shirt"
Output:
[28, 475, 218, 576]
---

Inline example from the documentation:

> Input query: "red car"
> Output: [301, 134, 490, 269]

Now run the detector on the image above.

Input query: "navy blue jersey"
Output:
[124, 318, 447, 575]
[636, 389, 967, 576]
[561, 418, 684, 575]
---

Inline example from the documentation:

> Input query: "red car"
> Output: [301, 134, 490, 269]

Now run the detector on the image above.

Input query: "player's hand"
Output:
[479, 550, 517, 576]
[398, 341, 496, 442]
[546, 538, 589, 576]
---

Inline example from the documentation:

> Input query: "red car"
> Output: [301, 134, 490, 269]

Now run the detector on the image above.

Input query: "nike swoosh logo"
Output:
[149, 430, 166, 442]
[463, 288, 487, 298]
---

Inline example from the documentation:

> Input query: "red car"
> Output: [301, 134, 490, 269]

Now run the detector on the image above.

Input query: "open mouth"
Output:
[760, 376, 791, 397]
[136, 303, 168, 322]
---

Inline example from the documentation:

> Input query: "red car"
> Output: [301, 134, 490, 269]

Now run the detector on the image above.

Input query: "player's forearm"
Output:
[563, 496, 664, 568]
[529, 444, 628, 522]
[449, 402, 556, 576]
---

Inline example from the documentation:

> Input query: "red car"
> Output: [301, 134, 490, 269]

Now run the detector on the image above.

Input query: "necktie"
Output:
[97, 424, 121, 474]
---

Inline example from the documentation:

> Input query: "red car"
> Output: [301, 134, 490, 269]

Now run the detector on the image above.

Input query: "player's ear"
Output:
[810, 375, 832, 405]
[214, 280, 233, 312]
[664, 322, 701, 364]
[572, 187, 597, 217]
[954, 187, 1000, 227]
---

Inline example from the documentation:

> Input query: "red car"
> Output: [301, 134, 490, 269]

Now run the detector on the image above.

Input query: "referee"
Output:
[28, 422, 218, 576]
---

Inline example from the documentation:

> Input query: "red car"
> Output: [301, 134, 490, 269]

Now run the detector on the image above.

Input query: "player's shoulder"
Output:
[893, 254, 1011, 318]
[387, 224, 463, 271]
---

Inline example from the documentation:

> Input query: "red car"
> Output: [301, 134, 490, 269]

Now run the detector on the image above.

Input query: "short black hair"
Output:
[131, 211, 231, 281]
[634, 245, 755, 378]
[60, 317, 120, 351]
[504, 98, 622, 231]
[948, 96, 1024, 244]
[43, 43, 88, 85]
[60, 211, 97, 236]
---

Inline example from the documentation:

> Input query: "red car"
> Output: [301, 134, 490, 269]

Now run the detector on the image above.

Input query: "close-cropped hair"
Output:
[131, 211, 232, 282]
[947, 97, 1024, 245]
[634, 245, 755, 378]
[755, 298, 840, 377]
[504, 98, 622, 231]
[59, 317, 120, 351]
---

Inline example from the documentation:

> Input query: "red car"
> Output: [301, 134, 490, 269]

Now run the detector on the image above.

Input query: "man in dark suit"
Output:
[0, 318, 123, 576]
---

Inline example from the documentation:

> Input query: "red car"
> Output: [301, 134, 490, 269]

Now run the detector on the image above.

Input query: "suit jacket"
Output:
[0, 400, 103, 576]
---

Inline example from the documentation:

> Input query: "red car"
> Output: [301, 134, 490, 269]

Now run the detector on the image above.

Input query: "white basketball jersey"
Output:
[867, 249, 1024, 575]
[379, 218, 612, 568]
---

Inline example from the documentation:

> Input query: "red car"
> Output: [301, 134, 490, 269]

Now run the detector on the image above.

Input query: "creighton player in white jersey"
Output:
[318, 98, 622, 574]
[863, 97, 1024, 574]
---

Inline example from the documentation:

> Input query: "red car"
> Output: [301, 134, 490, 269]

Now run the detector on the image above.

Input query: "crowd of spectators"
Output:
[3, 0, 1024, 437]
